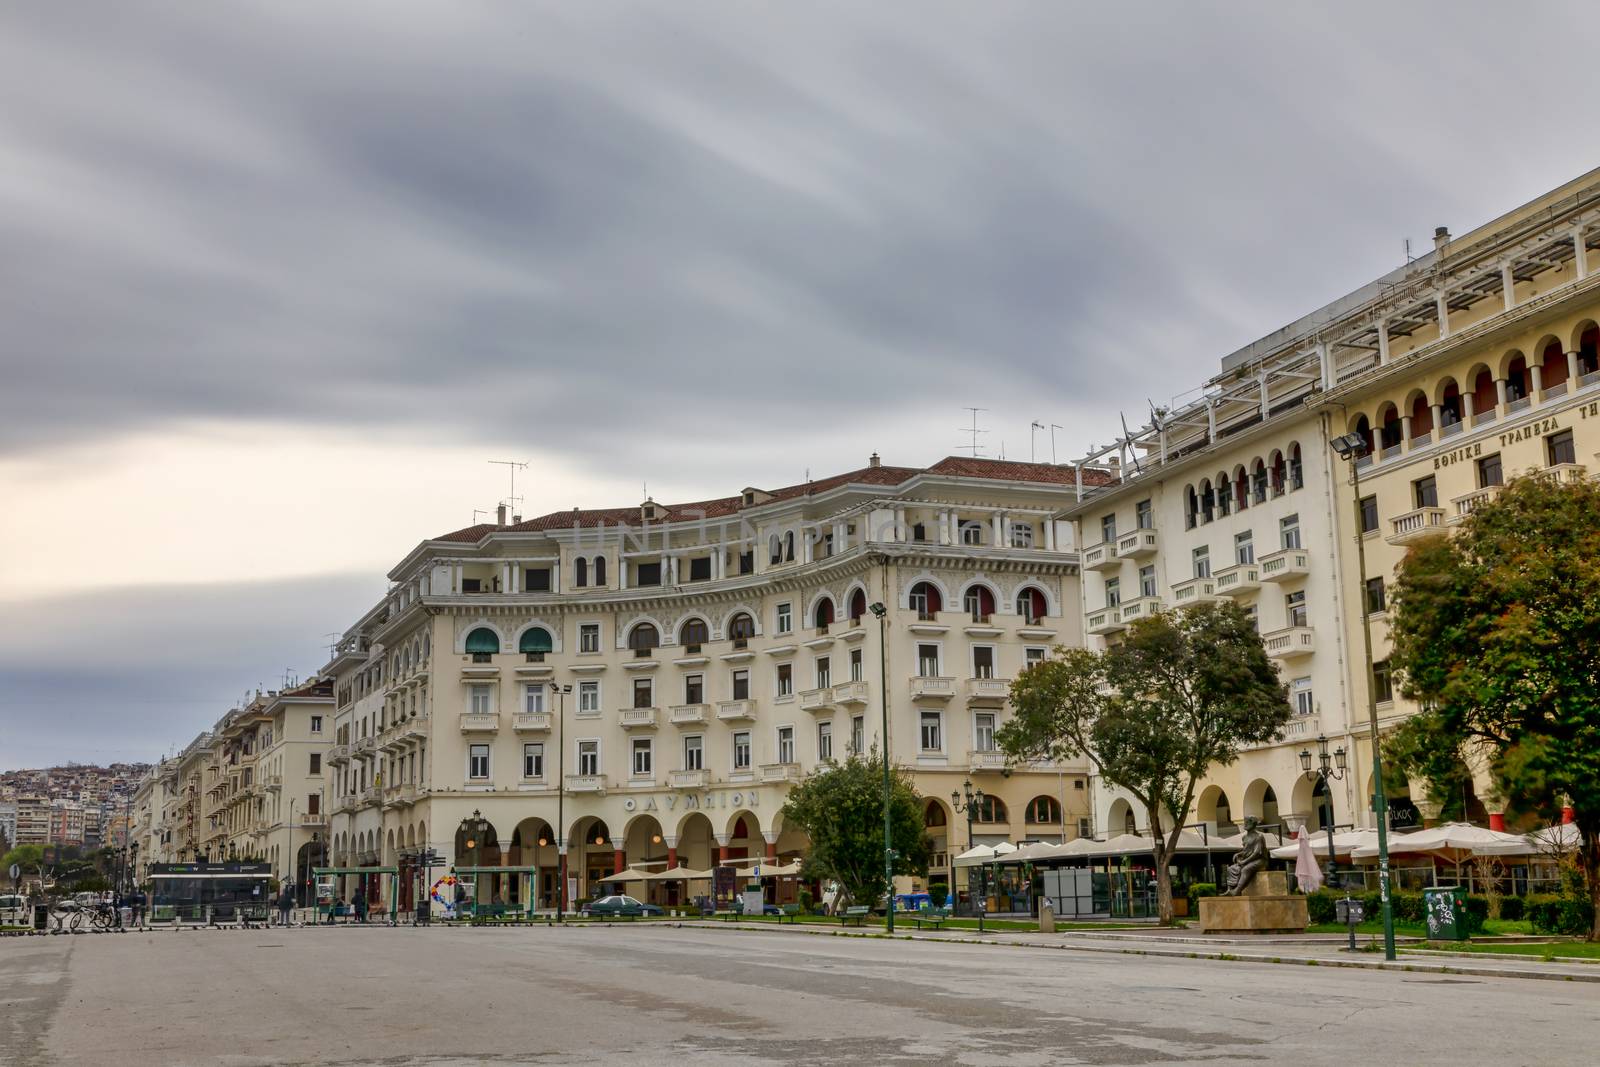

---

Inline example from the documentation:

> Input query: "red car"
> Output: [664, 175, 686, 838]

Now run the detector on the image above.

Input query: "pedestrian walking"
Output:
[131, 889, 147, 926]
[278, 886, 294, 926]
[354, 891, 368, 924]
[326, 894, 341, 925]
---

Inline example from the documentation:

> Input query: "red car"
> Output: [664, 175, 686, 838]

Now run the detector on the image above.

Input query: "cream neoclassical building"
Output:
[1065, 167, 1600, 844]
[320, 454, 1102, 913]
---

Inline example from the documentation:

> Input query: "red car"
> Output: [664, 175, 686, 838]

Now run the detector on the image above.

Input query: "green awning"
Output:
[465, 628, 500, 654]
[519, 627, 553, 654]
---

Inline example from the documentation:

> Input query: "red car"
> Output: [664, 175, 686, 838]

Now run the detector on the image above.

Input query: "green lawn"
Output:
[1412, 939, 1600, 960]
[1307, 918, 1534, 938]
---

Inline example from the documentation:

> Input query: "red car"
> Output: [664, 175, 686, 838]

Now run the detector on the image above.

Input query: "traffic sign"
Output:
[8, 863, 18, 881]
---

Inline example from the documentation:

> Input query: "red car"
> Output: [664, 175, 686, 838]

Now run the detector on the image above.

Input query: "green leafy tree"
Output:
[999, 601, 1290, 924]
[778, 747, 931, 909]
[1385, 472, 1600, 940]
[3, 844, 50, 891]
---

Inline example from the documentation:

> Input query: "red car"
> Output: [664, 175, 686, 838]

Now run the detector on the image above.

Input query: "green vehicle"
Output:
[581, 894, 663, 918]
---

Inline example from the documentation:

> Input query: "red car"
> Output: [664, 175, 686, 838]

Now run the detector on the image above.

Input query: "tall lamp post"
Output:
[460, 809, 489, 920]
[551, 682, 572, 922]
[868, 601, 895, 933]
[1299, 735, 1347, 884]
[1330, 429, 1398, 961]
[951, 779, 985, 934]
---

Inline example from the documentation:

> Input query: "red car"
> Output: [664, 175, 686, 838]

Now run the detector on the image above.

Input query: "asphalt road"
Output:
[3, 924, 1596, 1066]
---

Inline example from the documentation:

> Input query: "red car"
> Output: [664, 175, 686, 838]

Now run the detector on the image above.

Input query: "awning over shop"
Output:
[731, 861, 804, 877]
[645, 865, 713, 881]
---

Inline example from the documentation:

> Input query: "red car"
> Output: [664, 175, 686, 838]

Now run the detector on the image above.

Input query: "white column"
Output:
[1503, 262, 1517, 311]
[1205, 399, 1217, 442]
[618, 556, 628, 590]
[1044, 519, 1057, 552]
[1430, 404, 1443, 437]
[1317, 343, 1332, 392]
[1400, 414, 1413, 452]
[991, 512, 1004, 546]
[1377, 318, 1390, 364]
[668, 556, 679, 585]
[1531, 363, 1545, 402]
[941, 511, 954, 545]
[1495, 378, 1509, 411]
[894, 508, 906, 541]
[1574, 227, 1588, 280]
[453, 565, 463, 594]
[1568, 349, 1581, 383]
[1258, 372, 1270, 418]
[1436, 290, 1450, 338]
[1462, 391, 1475, 422]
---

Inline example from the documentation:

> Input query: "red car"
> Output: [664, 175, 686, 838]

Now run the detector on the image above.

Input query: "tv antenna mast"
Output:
[959, 408, 989, 457]
[488, 459, 529, 514]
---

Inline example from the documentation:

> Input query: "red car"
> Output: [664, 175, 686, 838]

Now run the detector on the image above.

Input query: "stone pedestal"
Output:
[1197, 871, 1308, 934]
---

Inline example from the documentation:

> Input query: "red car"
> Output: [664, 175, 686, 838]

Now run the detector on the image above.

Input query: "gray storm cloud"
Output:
[2, 1, 1598, 765]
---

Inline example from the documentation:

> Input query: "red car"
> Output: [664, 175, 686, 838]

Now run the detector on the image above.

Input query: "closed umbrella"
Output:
[1295, 830, 1324, 893]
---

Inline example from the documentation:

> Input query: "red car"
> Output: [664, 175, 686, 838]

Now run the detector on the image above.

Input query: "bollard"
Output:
[1038, 898, 1056, 934]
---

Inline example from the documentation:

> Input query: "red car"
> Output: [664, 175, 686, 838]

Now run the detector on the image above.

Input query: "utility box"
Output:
[1335, 897, 1365, 925]
[1424, 886, 1469, 941]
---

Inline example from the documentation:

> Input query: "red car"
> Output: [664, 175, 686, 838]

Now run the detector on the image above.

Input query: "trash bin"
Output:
[1424, 886, 1469, 941]
[34, 903, 51, 931]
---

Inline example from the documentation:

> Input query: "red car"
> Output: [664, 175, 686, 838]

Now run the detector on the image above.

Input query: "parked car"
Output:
[0, 894, 30, 927]
[734, 899, 783, 916]
[581, 895, 663, 917]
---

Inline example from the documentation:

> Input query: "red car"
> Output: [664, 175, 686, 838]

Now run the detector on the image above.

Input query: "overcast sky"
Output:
[4, 1, 1598, 770]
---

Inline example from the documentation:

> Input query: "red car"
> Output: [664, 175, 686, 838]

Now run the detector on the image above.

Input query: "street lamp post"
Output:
[551, 682, 572, 923]
[868, 602, 895, 933]
[951, 779, 985, 934]
[1299, 735, 1347, 884]
[1330, 429, 1398, 961]
[460, 808, 489, 920]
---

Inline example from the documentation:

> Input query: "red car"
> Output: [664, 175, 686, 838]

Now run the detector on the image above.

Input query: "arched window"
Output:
[593, 556, 606, 585]
[518, 627, 553, 660]
[1288, 443, 1304, 490]
[727, 612, 756, 642]
[1184, 485, 1199, 530]
[768, 534, 782, 565]
[1505, 353, 1531, 403]
[1198, 479, 1214, 524]
[1251, 459, 1268, 504]
[1541, 338, 1568, 392]
[784, 530, 795, 562]
[627, 623, 660, 654]
[924, 802, 947, 828]
[962, 585, 995, 622]
[464, 627, 499, 662]
[908, 581, 943, 619]
[679, 618, 709, 649]
[976, 795, 1009, 824]
[813, 598, 834, 630]
[575, 558, 588, 588]
[1025, 796, 1062, 824]
[1214, 472, 1231, 517]
[1580, 325, 1599, 377]
[1269, 450, 1288, 493]
[849, 589, 868, 622]
[1016, 587, 1047, 625]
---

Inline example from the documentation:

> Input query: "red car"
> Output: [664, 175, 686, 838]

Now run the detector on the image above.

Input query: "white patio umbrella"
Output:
[1473, 823, 1578, 856]
[1269, 828, 1382, 861]
[1294, 830, 1324, 893]
[952, 844, 995, 867]
[1350, 822, 1532, 861]
[645, 865, 713, 881]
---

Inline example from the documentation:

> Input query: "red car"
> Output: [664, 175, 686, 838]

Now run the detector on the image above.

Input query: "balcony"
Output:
[352, 736, 376, 756]
[299, 815, 329, 830]
[799, 687, 834, 712]
[1542, 462, 1591, 485]
[619, 707, 660, 729]
[1085, 607, 1124, 636]
[1081, 542, 1119, 572]
[1213, 563, 1260, 597]
[1258, 548, 1312, 582]
[1115, 528, 1160, 559]
[1116, 595, 1163, 624]
[1450, 485, 1503, 524]
[908, 676, 956, 700]
[669, 769, 710, 790]
[358, 786, 380, 808]
[1262, 625, 1316, 660]
[716, 699, 756, 722]
[969, 750, 1008, 771]
[458, 712, 500, 732]
[831, 680, 869, 705]
[327, 744, 350, 764]
[966, 677, 1010, 704]
[262, 775, 283, 791]
[759, 763, 802, 783]
[1170, 576, 1220, 605]
[512, 711, 552, 733]
[400, 716, 430, 743]
[565, 774, 607, 794]
[1385, 508, 1447, 547]
[669, 704, 710, 726]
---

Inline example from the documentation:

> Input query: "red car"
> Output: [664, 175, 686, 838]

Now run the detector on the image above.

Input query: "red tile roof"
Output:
[428, 456, 1100, 543]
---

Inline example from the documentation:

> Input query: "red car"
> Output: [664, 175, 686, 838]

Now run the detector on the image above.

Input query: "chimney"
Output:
[1433, 226, 1451, 253]
[868, 452, 881, 468]
[496, 503, 508, 526]
[512, 514, 522, 525]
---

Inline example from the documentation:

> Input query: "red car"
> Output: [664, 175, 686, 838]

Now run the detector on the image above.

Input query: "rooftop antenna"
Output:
[959, 407, 989, 457]
[323, 632, 342, 656]
[1030, 421, 1044, 462]
[1049, 424, 1063, 465]
[489, 459, 529, 514]
[1404, 237, 1413, 264]
[473, 508, 494, 524]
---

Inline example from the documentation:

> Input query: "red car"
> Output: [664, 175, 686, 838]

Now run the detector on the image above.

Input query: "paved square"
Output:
[3, 925, 1596, 1065]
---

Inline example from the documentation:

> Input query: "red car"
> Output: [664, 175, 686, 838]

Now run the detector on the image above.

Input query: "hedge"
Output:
[1496, 895, 1524, 922]
[1305, 889, 1486, 935]
[1526, 894, 1596, 936]
[1187, 883, 1217, 915]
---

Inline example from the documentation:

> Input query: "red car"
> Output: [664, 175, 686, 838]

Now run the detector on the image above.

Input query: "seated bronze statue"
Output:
[1223, 816, 1267, 896]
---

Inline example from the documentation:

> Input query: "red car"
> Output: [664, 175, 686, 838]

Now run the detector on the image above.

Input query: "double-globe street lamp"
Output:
[1299, 735, 1347, 885]
[868, 601, 896, 933]
[1330, 428, 1398, 961]
[460, 808, 490, 919]
[550, 682, 572, 922]
[951, 778, 986, 934]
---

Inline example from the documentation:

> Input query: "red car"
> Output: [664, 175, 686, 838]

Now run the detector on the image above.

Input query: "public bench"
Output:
[911, 909, 949, 930]
[778, 904, 802, 924]
[840, 906, 871, 926]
